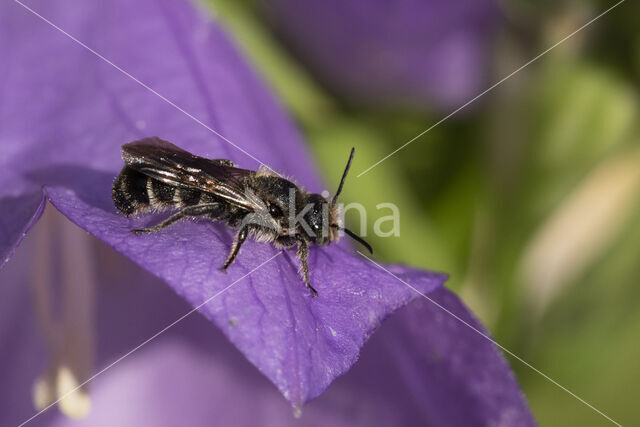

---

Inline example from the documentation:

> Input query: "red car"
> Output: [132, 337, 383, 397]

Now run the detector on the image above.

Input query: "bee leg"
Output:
[296, 239, 318, 297]
[222, 226, 248, 270]
[133, 204, 220, 234]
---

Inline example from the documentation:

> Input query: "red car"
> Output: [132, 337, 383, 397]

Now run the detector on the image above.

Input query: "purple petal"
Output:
[344, 288, 536, 426]
[264, 0, 502, 110]
[35, 282, 534, 426]
[48, 185, 445, 406]
[0, 190, 45, 268]
[1, 0, 447, 406]
[2, 216, 532, 425]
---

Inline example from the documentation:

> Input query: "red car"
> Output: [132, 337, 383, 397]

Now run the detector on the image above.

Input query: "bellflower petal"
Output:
[264, 0, 502, 110]
[1, 0, 448, 407]
[2, 213, 533, 425]
[356, 288, 536, 426]
[0, 191, 46, 268]
[34, 281, 534, 426]
[0, 218, 227, 426]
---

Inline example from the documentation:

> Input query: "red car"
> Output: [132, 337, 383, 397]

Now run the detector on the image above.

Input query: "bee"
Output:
[112, 137, 372, 296]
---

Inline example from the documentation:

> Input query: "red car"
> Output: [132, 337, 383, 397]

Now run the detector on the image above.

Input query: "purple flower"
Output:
[263, 0, 502, 110]
[0, 0, 534, 425]
[2, 215, 533, 426]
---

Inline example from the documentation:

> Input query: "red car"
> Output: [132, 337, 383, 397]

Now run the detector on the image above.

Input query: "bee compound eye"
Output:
[268, 203, 283, 218]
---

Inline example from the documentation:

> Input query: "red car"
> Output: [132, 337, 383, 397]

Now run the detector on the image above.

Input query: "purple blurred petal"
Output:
[1, 0, 447, 406]
[40, 286, 534, 427]
[0, 233, 52, 427]
[264, 0, 502, 110]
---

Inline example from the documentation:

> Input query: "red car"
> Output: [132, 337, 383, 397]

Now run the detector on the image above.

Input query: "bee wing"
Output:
[121, 137, 261, 211]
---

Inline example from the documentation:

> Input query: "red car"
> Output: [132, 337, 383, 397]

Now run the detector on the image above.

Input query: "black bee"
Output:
[112, 137, 372, 296]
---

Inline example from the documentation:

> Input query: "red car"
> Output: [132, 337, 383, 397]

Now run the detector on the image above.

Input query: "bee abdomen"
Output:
[147, 177, 179, 208]
[113, 167, 206, 215]
[147, 178, 204, 208]
[149, 179, 175, 206]
[177, 187, 201, 206]
[112, 167, 150, 216]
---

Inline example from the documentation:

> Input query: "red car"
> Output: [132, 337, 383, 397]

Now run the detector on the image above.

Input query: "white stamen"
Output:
[293, 405, 303, 419]
[56, 366, 92, 419]
[32, 371, 55, 411]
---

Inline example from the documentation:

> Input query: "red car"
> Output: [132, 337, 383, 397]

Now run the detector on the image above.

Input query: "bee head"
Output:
[249, 148, 372, 255]
[301, 193, 335, 246]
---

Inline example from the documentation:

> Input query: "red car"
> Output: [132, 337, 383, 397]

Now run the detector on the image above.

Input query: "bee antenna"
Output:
[331, 224, 373, 254]
[332, 147, 355, 205]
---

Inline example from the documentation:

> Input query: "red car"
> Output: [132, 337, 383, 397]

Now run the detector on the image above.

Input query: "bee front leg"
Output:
[133, 203, 220, 234]
[296, 239, 318, 297]
[222, 226, 248, 270]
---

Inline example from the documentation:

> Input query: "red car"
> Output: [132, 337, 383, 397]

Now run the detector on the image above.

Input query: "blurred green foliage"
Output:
[208, 0, 640, 424]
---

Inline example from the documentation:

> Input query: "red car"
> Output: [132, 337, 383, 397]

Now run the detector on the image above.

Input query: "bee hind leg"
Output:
[296, 239, 318, 297]
[221, 226, 248, 270]
[133, 203, 221, 234]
